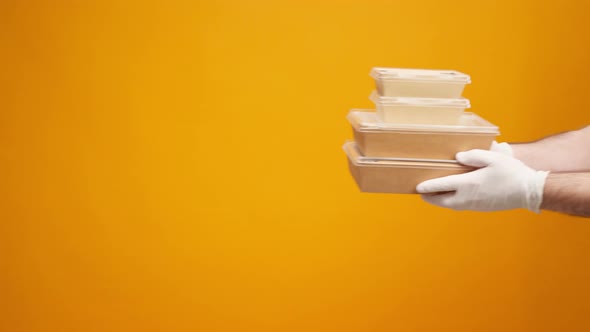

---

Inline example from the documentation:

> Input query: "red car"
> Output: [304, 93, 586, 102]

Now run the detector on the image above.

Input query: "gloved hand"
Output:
[416, 149, 549, 212]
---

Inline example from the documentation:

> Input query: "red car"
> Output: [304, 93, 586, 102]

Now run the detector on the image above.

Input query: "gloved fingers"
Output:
[490, 141, 513, 156]
[456, 149, 499, 168]
[420, 192, 458, 209]
[416, 173, 470, 194]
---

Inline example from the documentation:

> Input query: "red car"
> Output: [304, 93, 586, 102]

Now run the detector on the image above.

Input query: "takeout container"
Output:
[343, 141, 473, 194]
[369, 91, 470, 124]
[347, 110, 499, 159]
[370, 67, 471, 98]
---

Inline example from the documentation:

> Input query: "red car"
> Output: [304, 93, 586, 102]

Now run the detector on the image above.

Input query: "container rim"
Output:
[342, 141, 472, 169]
[347, 109, 500, 135]
[370, 67, 471, 84]
[369, 91, 471, 108]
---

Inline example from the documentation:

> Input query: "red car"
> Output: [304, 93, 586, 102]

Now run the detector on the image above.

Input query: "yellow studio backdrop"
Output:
[2, 0, 590, 331]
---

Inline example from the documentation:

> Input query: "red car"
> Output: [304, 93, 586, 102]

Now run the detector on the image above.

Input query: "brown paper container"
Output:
[370, 67, 471, 98]
[369, 91, 470, 124]
[343, 141, 473, 194]
[348, 110, 499, 159]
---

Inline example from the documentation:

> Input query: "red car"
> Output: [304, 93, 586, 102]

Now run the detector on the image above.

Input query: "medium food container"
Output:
[370, 67, 471, 98]
[347, 110, 499, 159]
[370, 91, 470, 124]
[343, 141, 473, 194]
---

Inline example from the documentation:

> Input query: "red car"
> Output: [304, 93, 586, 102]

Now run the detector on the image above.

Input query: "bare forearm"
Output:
[511, 125, 590, 172]
[541, 172, 590, 217]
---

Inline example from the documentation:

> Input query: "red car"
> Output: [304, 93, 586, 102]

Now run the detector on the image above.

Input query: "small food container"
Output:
[370, 67, 471, 98]
[370, 91, 470, 124]
[347, 110, 499, 159]
[343, 141, 473, 194]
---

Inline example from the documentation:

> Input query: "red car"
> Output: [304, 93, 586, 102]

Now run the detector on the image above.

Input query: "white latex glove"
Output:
[416, 149, 549, 212]
[490, 141, 513, 156]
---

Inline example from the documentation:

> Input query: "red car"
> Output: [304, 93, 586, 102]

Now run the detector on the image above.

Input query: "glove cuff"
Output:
[528, 170, 549, 213]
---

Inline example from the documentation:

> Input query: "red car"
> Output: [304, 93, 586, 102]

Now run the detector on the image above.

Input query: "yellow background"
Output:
[3, 0, 590, 331]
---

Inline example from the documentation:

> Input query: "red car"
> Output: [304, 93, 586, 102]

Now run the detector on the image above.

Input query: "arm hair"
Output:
[541, 172, 590, 217]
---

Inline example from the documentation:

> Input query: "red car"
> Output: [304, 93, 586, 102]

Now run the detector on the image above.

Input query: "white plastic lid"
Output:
[347, 109, 499, 134]
[370, 67, 471, 84]
[343, 141, 471, 169]
[369, 91, 470, 108]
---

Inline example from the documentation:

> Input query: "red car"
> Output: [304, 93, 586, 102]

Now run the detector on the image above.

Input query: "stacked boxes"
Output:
[344, 67, 500, 194]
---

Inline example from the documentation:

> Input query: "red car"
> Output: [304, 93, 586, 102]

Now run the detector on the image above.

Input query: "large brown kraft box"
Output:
[343, 141, 473, 194]
[347, 110, 499, 160]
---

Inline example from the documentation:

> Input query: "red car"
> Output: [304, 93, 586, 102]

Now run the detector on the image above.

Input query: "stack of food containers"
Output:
[344, 67, 500, 194]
